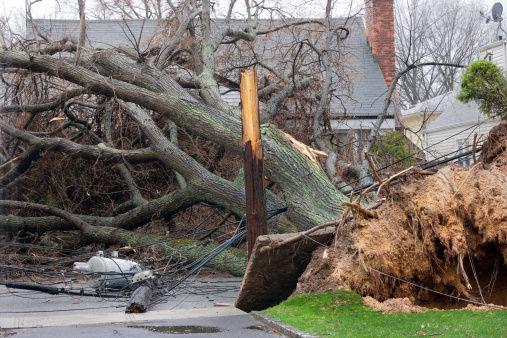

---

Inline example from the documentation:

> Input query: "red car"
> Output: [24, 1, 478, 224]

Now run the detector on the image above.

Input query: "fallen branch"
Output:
[259, 217, 348, 253]
[367, 199, 385, 210]
[458, 254, 472, 290]
[415, 168, 438, 175]
[340, 201, 377, 219]
[213, 302, 234, 307]
[410, 333, 443, 337]
[364, 149, 389, 195]
[0, 157, 19, 169]
[472, 133, 478, 166]
[376, 166, 414, 197]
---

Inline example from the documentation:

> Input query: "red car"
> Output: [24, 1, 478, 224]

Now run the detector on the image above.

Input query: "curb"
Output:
[250, 311, 318, 338]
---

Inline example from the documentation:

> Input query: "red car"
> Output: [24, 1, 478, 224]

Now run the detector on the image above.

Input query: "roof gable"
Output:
[405, 92, 492, 133]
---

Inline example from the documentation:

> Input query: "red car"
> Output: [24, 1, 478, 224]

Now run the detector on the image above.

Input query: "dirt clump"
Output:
[479, 120, 507, 164]
[294, 122, 507, 309]
[363, 296, 427, 313]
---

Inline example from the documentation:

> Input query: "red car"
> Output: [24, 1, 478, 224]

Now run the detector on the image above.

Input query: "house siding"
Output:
[479, 41, 506, 70]
[403, 113, 441, 151]
[424, 119, 499, 161]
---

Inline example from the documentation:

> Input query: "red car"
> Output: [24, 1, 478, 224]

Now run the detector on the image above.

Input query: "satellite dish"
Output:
[492, 2, 504, 22]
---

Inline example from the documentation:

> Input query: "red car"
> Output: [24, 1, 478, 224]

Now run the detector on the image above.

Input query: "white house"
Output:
[422, 93, 499, 164]
[402, 91, 499, 165]
[479, 0, 507, 66]
[401, 7, 507, 165]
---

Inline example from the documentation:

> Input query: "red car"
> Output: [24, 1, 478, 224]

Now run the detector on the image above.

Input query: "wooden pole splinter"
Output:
[240, 67, 267, 258]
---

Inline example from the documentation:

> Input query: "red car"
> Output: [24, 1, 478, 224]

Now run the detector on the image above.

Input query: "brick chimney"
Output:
[364, 0, 395, 88]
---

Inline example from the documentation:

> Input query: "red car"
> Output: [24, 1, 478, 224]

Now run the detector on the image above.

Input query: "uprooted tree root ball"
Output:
[294, 122, 507, 309]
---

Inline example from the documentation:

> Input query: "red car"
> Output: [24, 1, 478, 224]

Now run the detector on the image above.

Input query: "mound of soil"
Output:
[363, 296, 426, 313]
[479, 120, 507, 164]
[294, 121, 507, 309]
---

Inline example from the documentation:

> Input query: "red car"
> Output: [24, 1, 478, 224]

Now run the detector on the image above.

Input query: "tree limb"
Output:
[155, 8, 201, 69]
[0, 145, 41, 193]
[0, 88, 84, 115]
[0, 200, 94, 235]
[75, 0, 87, 65]
[0, 118, 159, 164]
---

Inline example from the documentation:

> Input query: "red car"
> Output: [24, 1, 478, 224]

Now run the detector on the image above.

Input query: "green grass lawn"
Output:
[263, 290, 507, 337]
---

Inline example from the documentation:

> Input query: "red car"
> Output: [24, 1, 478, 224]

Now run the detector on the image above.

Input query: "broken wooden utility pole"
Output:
[125, 279, 154, 313]
[240, 67, 267, 258]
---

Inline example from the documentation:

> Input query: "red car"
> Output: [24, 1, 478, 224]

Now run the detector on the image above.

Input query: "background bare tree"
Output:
[395, 0, 486, 108]
[359, 0, 486, 165]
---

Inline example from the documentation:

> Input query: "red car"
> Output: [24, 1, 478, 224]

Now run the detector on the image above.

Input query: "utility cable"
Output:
[161, 228, 246, 294]
[337, 122, 484, 191]
[342, 146, 480, 196]
[0, 281, 128, 298]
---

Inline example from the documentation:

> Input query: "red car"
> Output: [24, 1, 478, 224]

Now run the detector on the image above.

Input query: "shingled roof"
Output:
[423, 92, 490, 133]
[337, 17, 391, 117]
[30, 17, 392, 118]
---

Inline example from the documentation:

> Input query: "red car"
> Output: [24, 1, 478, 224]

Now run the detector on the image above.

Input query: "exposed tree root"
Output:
[294, 122, 507, 308]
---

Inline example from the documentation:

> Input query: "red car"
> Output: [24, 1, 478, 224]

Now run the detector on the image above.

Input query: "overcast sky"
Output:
[0, 0, 372, 20]
[0, 0, 501, 34]
[0, 0, 501, 18]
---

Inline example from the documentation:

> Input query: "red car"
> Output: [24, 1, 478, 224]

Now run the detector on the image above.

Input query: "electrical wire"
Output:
[0, 215, 249, 275]
[342, 146, 481, 196]
[0, 214, 249, 304]
[337, 122, 485, 191]
[165, 231, 246, 291]
[0, 241, 89, 254]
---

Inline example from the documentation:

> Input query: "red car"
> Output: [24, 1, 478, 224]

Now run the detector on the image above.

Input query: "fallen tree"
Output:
[0, 1, 360, 272]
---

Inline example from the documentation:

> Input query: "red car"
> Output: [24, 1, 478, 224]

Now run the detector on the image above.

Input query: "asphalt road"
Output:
[1, 315, 278, 337]
[0, 275, 284, 337]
